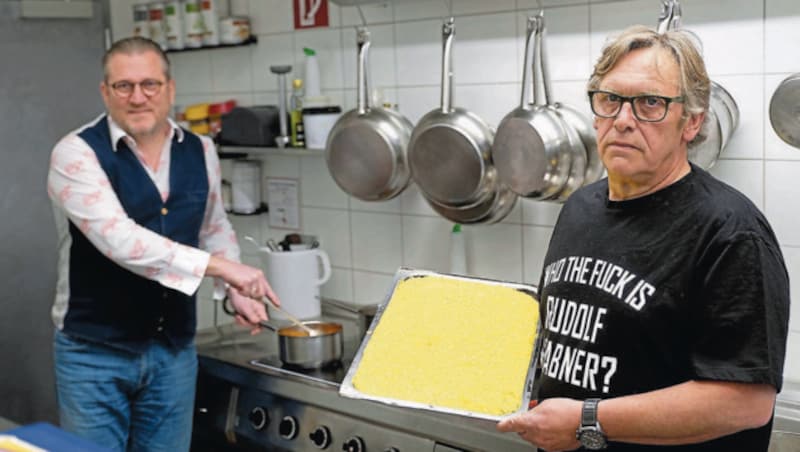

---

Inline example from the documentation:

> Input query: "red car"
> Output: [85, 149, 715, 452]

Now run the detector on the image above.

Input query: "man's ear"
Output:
[682, 111, 705, 143]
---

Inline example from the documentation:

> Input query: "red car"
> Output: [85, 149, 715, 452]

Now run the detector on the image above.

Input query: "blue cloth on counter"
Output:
[6, 422, 111, 451]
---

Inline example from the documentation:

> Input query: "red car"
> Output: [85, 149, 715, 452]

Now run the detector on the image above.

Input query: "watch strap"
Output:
[582, 398, 601, 427]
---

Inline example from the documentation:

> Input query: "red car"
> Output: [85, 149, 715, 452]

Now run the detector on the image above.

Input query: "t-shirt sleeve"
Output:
[690, 233, 790, 391]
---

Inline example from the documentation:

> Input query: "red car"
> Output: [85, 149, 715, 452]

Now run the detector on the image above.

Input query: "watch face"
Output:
[579, 428, 607, 450]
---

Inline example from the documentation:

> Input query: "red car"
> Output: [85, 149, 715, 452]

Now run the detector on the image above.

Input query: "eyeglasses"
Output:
[588, 90, 685, 122]
[108, 79, 165, 98]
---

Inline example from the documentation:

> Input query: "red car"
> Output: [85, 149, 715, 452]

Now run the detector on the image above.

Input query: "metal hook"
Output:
[356, 3, 367, 26]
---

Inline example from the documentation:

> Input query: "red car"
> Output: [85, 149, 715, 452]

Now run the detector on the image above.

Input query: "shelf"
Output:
[217, 145, 324, 158]
[165, 36, 257, 54]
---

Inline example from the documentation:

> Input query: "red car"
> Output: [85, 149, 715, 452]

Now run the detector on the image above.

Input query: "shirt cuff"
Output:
[167, 245, 211, 296]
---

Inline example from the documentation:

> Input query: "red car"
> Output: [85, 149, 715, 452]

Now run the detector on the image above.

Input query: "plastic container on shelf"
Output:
[148, 2, 168, 50]
[303, 47, 321, 98]
[185, 103, 210, 135]
[164, 1, 184, 50]
[183, 0, 204, 48]
[132, 3, 150, 38]
[449, 223, 467, 275]
[302, 105, 341, 149]
[200, 0, 220, 46]
[219, 16, 250, 44]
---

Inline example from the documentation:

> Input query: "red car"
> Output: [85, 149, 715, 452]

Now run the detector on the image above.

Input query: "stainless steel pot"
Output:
[407, 17, 499, 209]
[326, 27, 413, 201]
[260, 320, 343, 369]
[493, 15, 573, 200]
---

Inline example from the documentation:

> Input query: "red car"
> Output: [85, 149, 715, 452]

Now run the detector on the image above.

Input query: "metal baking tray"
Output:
[339, 267, 540, 421]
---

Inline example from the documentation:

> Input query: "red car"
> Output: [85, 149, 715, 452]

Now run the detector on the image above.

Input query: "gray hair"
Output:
[102, 37, 171, 81]
[588, 25, 710, 119]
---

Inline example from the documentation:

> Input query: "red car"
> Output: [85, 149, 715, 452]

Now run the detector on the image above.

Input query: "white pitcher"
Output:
[259, 247, 331, 320]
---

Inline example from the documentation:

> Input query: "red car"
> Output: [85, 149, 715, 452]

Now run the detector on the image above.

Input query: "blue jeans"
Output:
[54, 330, 197, 452]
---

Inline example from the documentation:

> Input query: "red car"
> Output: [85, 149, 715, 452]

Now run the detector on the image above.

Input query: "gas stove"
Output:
[191, 300, 533, 452]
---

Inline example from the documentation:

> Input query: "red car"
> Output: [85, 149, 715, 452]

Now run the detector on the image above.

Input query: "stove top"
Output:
[249, 354, 354, 387]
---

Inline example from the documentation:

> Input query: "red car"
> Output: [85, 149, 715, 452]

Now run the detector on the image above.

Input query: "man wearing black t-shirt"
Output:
[497, 25, 790, 452]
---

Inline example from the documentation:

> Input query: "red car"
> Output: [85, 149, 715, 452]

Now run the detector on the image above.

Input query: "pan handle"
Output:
[535, 12, 554, 106]
[657, 0, 682, 34]
[440, 17, 455, 113]
[356, 27, 371, 114]
[520, 16, 538, 109]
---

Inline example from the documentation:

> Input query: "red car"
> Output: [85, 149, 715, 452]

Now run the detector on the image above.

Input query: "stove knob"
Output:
[342, 436, 365, 452]
[309, 425, 331, 449]
[384, 448, 400, 452]
[248, 406, 269, 431]
[279, 415, 298, 440]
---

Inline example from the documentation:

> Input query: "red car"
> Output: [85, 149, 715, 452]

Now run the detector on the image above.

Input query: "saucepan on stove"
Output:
[222, 297, 343, 368]
[258, 320, 343, 369]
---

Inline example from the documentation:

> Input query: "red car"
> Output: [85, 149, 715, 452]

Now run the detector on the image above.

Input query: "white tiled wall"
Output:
[111, 0, 800, 382]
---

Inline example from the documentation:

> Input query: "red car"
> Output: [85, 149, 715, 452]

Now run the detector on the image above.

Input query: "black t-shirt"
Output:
[535, 166, 790, 451]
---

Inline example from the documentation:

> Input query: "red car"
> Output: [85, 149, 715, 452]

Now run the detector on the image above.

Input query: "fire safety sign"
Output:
[294, 0, 329, 29]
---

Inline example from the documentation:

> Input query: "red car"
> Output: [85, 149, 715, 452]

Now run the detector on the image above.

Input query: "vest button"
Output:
[157, 326, 164, 332]
[162, 292, 168, 299]
[161, 207, 168, 215]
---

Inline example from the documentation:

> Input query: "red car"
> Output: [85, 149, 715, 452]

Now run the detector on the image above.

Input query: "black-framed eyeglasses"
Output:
[588, 90, 685, 122]
[108, 79, 165, 98]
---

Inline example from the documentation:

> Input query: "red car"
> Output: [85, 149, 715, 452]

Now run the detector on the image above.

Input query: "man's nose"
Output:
[128, 83, 148, 103]
[614, 100, 637, 127]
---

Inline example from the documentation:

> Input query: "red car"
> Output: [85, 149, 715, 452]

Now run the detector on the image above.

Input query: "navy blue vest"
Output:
[63, 116, 209, 353]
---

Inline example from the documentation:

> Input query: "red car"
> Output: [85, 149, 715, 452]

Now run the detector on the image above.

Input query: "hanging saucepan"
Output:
[657, 0, 739, 169]
[326, 27, 413, 201]
[769, 73, 800, 149]
[222, 296, 343, 369]
[407, 17, 508, 211]
[493, 15, 573, 200]
[536, 13, 590, 201]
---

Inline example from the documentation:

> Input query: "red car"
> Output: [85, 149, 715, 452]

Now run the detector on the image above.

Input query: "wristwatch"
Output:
[576, 398, 607, 450]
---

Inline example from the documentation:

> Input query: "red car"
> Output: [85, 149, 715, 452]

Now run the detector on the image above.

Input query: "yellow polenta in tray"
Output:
[341, 270, 539, 419]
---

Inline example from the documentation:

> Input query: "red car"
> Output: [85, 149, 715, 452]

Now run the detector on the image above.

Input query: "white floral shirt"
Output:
[47, 114, 239, 328]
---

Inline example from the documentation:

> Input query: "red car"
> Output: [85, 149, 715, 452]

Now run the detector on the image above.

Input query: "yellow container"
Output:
[184, 103, 210, 122]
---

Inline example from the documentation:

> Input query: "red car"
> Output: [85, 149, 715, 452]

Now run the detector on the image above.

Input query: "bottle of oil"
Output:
[290, 78, 305, 148]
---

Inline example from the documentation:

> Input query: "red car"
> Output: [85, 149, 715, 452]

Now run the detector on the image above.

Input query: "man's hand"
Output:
[496, 398, 583, 452]
[228, 287, 269, 334]
[206, 255, 279, 303]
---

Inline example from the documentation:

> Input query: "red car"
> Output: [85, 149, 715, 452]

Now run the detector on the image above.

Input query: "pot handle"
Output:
[315, 249, 332, 285]
[258, 320, 279, 332]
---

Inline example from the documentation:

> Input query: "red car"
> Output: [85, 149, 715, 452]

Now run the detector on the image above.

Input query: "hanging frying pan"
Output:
[657, 0, 739, 169]
[326, 27, 413, 201]
[493, 15, 572, 200]
[769, 73, 800, 149]
[407, 17, 502, 210]
[536, 13, 589, 201]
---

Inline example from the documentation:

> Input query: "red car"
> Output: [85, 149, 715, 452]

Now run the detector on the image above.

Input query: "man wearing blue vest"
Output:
[47, 37, 277, 451]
